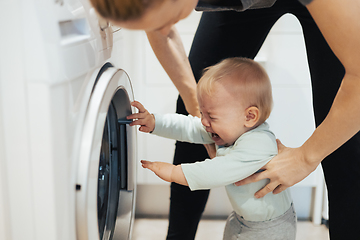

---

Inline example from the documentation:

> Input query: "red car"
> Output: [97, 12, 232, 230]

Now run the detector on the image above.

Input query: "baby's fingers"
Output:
[131, 101, 147, 113]
[141, 160, 152, 169]
[127, 112, 146, 121]
[129, 119, 151, 132]
[138, 126, 153, 133]
[127, 113, 139, 120]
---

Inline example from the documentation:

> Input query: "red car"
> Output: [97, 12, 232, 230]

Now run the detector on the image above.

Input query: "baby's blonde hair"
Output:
[89, 0, 164, 22]
[197, 57, 273, 124]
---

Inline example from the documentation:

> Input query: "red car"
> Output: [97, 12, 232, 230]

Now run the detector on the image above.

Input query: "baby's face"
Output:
[198, 82, 248, 147]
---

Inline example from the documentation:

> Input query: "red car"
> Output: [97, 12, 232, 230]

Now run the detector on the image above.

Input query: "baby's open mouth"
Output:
[212, 133, 220, 139]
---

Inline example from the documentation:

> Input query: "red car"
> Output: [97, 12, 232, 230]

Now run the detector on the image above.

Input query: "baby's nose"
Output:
[201, 118, 210, 127]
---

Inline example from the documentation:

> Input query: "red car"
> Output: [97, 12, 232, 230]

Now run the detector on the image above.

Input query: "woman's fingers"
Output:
[254, 181, 286, 198]
[234, 169, 288, 198]
[234, 171, 265, 187]
[273, 184, 288, 195]
[234, 140, 318, 199]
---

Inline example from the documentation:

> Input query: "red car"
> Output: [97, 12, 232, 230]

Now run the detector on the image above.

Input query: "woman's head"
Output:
[90, 0, 198, 35]
[197, 57, 273, 124]
[89, 0, 161, 22]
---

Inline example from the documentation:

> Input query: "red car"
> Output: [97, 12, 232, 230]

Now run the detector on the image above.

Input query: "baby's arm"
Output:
[141, 160, 188, 186]
[128, 101, 213, 144]
[127, 101, 155, 133]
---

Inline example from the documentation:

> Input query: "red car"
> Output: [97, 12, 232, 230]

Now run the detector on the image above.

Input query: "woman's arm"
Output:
[301, 0, 360, 162]
[303, 0, 360, 158]
[146, 26, 199, 117]
[236, 0, 360, 198]
[146, 25, 217, 158]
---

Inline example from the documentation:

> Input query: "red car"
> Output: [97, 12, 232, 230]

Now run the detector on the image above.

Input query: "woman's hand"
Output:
[127, 101, 155, 133]
[234, 139, 319, 198]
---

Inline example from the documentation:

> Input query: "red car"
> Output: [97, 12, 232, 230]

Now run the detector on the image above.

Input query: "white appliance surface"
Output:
[0, 1, 136, 240]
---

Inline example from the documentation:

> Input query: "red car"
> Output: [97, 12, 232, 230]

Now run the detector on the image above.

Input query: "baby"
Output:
[127, 57, 296, 240]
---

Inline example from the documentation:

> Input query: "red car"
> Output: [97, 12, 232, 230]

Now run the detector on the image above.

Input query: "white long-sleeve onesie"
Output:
[152, 113, 292, 221]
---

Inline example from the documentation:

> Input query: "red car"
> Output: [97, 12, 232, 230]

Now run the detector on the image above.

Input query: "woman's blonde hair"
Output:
[197, 57, 273, 123]
[89, 0, 164, 22]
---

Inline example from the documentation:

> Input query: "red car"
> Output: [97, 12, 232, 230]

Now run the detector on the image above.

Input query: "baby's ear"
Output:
[245, 106, 260, 128]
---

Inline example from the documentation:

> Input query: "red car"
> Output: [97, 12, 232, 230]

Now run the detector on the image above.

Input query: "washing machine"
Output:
[0, 0, 136, 240]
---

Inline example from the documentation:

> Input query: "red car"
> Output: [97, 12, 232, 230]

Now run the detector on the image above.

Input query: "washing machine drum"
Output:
[76, 63, 136, 240]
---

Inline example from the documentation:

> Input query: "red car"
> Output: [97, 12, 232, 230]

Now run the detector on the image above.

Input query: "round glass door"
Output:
[98, 102, 119, 240]
[76, 65, 136, 240]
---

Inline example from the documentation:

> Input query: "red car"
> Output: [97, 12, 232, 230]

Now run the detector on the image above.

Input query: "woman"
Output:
[90, 0, 360, 239]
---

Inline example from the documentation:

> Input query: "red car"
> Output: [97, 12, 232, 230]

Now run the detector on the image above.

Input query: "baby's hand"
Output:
[141, 160, 188, 186]
[127, 101, 155, 133]
[141, 160, 174, 183]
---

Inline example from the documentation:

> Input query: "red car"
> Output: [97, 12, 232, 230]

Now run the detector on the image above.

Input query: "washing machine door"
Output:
[76, 63, 136, 240]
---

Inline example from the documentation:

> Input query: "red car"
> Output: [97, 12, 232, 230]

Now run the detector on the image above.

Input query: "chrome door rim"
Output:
[76, 65, 136, 240]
